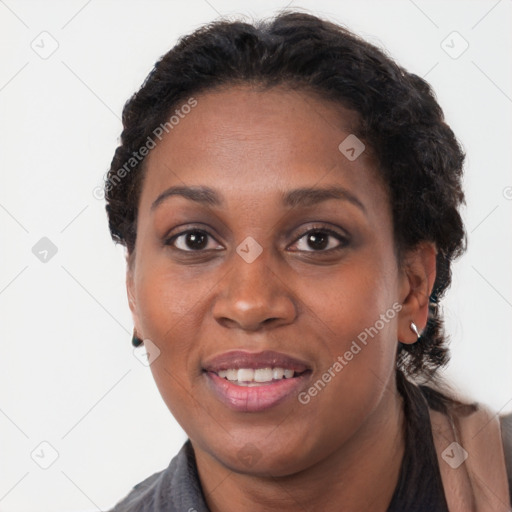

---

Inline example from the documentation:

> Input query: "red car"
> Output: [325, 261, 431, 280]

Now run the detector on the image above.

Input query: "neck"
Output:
[194, 380, 406, 512]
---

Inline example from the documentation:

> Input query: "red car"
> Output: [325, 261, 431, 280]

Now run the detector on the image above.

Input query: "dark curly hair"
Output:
[105, 12, 466, 383]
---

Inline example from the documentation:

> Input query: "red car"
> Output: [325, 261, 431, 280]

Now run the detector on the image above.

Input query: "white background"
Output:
[0, 0, 511, 510]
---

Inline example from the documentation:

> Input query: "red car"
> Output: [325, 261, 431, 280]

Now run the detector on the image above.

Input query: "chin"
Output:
[199, 430, 323, 478]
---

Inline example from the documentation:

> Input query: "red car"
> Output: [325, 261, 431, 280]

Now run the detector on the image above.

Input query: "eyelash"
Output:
[289, 227, 350, 253]
[164, 224, 350, 254]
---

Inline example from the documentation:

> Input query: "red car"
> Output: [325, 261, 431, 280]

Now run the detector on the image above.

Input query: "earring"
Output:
[410, 322, 420, 338]
[132, 330, 143, 347]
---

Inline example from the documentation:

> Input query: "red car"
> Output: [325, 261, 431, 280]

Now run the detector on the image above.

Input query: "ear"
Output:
[126, 253, 141, 336]
[397, 242, 437, 344]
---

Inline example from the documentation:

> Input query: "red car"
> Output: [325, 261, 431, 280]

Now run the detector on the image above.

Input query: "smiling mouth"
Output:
[202, 349, 312, 386]
[212, 367, 310, 386]
[202, 350, 313, 411]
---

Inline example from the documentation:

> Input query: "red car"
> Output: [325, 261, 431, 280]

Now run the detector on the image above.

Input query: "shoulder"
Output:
[107, 442, 192, 512]
[108, 466, 171, 512]
[500, 413, 512, 497]
[427, 394, 512, 510]
[501, 412, 512, 453]
[445, 400, 512, 487]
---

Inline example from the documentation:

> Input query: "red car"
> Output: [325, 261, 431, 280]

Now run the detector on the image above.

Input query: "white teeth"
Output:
[237, 368, 254, 382]
[254, 368, 273, 382]
[273, 368, 285, 380]
[283, 369, 294, 379]
[226, 369, 238, 381]
[216, 367, 299, 384]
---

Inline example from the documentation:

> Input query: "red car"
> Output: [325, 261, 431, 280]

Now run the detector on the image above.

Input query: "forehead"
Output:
[141, 85, 385, 209]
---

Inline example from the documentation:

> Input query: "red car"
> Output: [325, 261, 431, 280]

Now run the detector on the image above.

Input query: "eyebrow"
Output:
[151, 184, 366, 213]
[282, 185, 366, 213]
[151, 185, 223, 211]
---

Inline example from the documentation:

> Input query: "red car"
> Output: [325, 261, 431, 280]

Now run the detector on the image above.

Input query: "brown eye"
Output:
[306, 231, 330, 250]
[290, 228, 349, 252]
[167, 229, 223, 252]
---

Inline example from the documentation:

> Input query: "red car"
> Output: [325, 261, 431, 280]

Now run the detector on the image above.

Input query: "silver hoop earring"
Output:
[410, 322, 420, 338]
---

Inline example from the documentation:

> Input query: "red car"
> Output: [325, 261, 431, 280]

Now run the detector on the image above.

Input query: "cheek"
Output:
[132, 224, 216, 331]
[135, 261, 213, 338]
[296, 254, 399, 350]
[302, 286, 398, 397]
[293, 286, 399, 462]
[133, 265, 214, 422]
[292, 256, 399, 412]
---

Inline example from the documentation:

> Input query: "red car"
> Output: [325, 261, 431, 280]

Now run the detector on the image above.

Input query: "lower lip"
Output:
[205, 372, 311, 412]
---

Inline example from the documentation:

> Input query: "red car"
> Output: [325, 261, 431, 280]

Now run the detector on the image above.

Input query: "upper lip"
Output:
[202, 350, 312, 373]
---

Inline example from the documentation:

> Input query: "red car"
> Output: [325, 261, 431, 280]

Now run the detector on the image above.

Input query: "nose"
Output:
[212, 250, 297, 331]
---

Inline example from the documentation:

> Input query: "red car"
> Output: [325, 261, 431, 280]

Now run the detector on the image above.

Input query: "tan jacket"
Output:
[430, 407, 512, 511]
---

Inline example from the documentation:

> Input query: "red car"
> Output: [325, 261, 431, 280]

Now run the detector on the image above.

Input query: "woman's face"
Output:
[128, 86, 415, 476]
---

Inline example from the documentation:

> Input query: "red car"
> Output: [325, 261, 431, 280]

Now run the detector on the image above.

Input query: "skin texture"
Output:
[127, 86, 436, 512]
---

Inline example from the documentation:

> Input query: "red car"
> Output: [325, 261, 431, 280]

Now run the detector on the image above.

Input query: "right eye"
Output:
[165, 229, 224, 252]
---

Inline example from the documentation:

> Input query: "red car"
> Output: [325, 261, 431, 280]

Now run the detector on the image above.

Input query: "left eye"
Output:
[290, 229, 348, 252]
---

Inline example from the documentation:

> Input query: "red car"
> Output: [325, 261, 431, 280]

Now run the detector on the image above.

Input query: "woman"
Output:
[105, 12, 511, 511]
